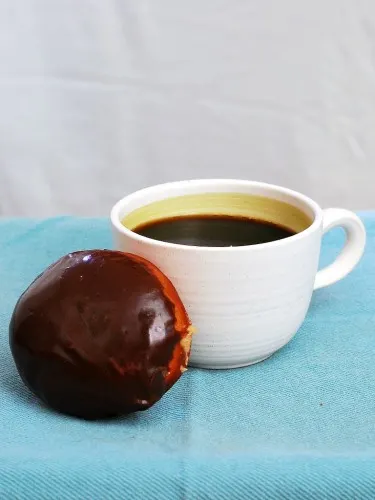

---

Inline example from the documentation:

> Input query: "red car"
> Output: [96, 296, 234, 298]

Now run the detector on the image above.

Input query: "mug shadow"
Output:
[308, 287, 336, 314]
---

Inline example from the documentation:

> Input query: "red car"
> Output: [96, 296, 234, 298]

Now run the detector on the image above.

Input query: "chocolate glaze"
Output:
[9, 250, 191, 419]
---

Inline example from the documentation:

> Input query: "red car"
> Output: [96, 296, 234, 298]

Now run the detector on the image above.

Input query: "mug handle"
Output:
[314, 209, 366, 290]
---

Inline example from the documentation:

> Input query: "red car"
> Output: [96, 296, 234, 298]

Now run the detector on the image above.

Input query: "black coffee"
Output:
[133, 215, 296, 247]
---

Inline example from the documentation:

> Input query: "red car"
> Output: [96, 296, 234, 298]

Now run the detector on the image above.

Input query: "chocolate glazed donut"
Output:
[9, 250, 193, 419]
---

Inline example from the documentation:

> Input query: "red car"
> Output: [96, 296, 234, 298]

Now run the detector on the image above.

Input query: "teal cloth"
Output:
[1, 215, 375, 499]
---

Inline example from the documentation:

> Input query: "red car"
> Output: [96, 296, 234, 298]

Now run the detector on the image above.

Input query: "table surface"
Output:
[1, 215, 375, 499]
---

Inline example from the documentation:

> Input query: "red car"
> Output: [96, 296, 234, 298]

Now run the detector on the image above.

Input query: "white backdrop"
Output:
[0, 0, 373, 216]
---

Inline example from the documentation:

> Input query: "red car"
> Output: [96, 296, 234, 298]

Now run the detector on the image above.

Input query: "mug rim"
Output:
[110, 179, 322, 252]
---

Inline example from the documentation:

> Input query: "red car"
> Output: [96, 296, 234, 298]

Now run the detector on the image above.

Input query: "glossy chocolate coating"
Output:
[9, 250, 191, 419]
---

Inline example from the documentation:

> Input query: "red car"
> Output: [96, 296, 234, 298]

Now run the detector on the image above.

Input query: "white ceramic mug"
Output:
[111, 179, 366, 369]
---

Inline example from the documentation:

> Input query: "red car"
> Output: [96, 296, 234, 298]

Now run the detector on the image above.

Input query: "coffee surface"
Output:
[133, 215, 296, 247]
